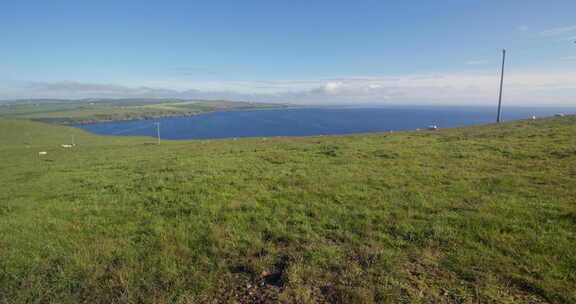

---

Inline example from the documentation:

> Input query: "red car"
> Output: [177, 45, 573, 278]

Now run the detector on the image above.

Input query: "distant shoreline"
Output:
[65, 110, 214, 126]
[35, 105, 576, 127]
[64, 106, 312, 126]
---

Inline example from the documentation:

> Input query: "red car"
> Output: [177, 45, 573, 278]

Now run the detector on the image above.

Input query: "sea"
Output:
[72, 106, 575, 140]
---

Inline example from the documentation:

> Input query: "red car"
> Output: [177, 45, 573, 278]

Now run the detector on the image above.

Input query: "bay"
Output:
[73, 106, 575, 140]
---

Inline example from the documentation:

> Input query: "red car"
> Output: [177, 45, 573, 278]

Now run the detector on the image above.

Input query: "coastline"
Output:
[71, 107, 575, 141]
[64, 106, 303, 126]
[65, 110, 212, 126]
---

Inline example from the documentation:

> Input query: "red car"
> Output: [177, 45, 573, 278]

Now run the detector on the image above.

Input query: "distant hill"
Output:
[0, 98, 290, 124]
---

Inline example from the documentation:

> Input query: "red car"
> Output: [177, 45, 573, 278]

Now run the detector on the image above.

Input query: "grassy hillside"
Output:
[0, 99, 287, 124]
[0, 117, 575, 303]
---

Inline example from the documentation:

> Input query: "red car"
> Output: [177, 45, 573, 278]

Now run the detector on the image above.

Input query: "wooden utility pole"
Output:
[496, 49, 506, 123]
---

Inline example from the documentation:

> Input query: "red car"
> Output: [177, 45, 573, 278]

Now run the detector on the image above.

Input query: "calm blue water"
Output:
[73, 106, 575, 140]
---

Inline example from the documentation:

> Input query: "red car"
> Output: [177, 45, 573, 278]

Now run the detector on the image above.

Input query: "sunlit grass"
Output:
[0, 116, 575, 303]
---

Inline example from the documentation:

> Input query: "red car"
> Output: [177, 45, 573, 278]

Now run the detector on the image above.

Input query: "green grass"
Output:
[0, 116, 575, 303]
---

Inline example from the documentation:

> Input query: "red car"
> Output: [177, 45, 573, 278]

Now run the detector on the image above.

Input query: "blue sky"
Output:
[1, 1, 575, 105]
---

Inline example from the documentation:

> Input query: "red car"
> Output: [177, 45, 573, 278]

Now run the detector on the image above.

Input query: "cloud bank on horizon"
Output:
[2, 70, 576, 106]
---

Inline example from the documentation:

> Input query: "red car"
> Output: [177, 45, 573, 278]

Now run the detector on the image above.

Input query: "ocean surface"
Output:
[73, 106, 575, 140]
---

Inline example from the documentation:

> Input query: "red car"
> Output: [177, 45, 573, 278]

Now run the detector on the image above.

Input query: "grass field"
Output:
[0, 116, 575, 303]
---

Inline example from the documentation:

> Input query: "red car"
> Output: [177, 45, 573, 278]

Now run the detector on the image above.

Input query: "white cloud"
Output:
[541, 25, 576, 36]
[517, 25, 529, 32]
[2, 71, 576, 106]
[324, 82, 344, 95]
[560, 56, 576, 61]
